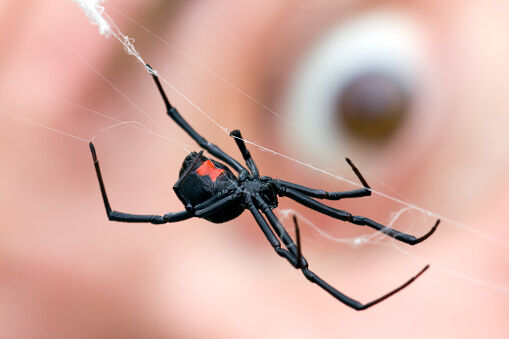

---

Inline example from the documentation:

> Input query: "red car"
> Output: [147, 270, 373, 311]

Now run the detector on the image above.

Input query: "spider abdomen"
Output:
[174, 152, 244, 223]
[202, 198, 245, 223]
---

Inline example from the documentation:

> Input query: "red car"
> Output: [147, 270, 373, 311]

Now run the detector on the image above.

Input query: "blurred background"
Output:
[1, 0, 509, 338]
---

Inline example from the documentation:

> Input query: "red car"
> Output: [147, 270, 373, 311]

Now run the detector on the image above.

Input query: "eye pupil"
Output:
[337, 72, 410, 143]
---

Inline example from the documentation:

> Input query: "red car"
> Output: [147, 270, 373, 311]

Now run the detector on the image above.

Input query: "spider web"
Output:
[70, 0, 506, 243]
[2, 0, 509, 302]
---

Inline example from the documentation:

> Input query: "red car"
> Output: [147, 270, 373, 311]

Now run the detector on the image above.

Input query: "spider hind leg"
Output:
[149, 68, 248, 176]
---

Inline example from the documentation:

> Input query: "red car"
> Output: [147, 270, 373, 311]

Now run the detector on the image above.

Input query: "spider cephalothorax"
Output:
[89, 66, 439, 311]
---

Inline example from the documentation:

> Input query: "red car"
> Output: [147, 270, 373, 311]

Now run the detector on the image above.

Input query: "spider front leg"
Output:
[89, 142, 191, 224]
[279, 187, 439, 245]
[270, 158, 371, 200]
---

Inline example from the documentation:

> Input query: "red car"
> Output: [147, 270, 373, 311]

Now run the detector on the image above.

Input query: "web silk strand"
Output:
[71, 0, 155, 75]
[69, 0, 509, 249]
[0, 0, 492, 297]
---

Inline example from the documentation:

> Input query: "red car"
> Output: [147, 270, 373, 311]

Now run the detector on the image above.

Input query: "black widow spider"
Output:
[89, 66, 440, 310]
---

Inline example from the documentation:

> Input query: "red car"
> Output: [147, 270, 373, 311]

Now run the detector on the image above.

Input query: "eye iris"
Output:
[338, 72, 410, 142]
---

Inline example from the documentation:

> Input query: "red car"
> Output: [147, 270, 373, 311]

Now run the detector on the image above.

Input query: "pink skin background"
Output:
[1, 0, 509, 338]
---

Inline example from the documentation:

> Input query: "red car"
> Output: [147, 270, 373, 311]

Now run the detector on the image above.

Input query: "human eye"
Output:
[279, 9, 442, 176]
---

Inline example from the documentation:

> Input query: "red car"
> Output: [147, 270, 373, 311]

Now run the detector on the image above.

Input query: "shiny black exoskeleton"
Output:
[88, 68, 440, 311]
[174, 151, 279, 223]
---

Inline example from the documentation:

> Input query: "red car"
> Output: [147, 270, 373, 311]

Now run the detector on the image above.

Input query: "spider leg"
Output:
[89, 142, 191, 224]
[246, 196, 300, 267]
[194, 193, 242, 218]
[229, 129, 259, 177]
[279, 187, 439, 245]
[270, 158, 371, 200]
[351, 217, 440, 245]
[301, 261, 430, 311]
[289, 215, 431, 310]
[293, 215, 303, 269]
[274, 179, 370, 200]
[254, 194, 306, 264]
[249, 200, 430, 310]
[149, 68, 249, 178]
[192, 190, 230, 211]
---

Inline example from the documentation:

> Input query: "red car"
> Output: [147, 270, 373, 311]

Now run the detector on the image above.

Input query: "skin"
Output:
[1, 0, 509, 338]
